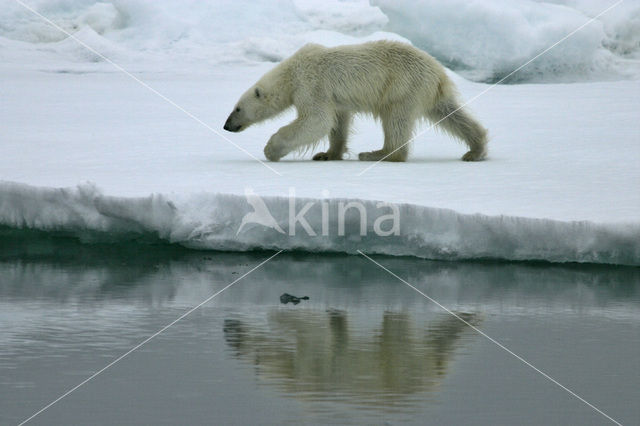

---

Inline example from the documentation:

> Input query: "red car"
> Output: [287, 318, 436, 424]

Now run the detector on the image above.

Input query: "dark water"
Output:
[1, 236, 639, 425]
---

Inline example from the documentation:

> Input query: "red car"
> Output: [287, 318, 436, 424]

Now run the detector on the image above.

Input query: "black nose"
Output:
[223, 117, 233, 131]
[223, 119, 241, 132]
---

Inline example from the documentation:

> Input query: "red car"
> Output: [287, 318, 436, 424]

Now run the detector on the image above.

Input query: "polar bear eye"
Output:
[255, 87, 261, 98]
[235, 107, 241, 113]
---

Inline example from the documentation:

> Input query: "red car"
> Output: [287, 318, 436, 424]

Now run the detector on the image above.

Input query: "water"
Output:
[1, 236, 639, 425]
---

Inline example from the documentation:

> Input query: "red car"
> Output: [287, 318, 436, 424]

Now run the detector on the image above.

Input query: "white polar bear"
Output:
[224, 41, 488, 162]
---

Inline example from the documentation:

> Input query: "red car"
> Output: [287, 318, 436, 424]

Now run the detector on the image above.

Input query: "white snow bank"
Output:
[374, 0, 640, 82]
[2, 182, 638, 266]
[0, 0, 399, 68]
[2, 0, 638, 82]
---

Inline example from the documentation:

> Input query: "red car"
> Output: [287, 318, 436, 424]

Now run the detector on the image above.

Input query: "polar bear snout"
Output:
[223, 112, 243, 132]
[223, 121, 241, 132]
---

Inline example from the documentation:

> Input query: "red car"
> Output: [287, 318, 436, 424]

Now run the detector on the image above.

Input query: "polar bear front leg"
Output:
[264, 133, 289, 162]
[313, 111, 351, 161]
[264, 113, 332, 161]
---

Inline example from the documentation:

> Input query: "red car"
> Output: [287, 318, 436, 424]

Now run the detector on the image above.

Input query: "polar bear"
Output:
[224, 41, 487, 162]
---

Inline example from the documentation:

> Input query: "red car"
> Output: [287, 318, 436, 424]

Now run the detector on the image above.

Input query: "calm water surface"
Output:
[1, 236, 639, 425]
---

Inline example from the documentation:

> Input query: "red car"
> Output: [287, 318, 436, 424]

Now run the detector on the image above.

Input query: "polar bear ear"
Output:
[254, 87, 261, 98]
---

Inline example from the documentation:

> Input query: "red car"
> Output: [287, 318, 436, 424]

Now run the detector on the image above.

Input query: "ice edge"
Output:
[1, 181, 638, 266]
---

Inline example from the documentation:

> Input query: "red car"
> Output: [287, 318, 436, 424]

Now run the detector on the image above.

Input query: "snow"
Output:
[1, 0, 639, 265]
[375, 0, 640, 83]
[0, 0, 399, 68]
[2, 0, 637, 81]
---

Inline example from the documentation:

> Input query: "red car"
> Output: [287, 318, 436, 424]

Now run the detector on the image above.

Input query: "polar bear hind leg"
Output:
[427, 97, 488, 161]
[359, 102, 417, 162]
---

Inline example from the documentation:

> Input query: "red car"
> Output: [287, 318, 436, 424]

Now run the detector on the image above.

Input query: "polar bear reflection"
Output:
[224, 310, 479, 410]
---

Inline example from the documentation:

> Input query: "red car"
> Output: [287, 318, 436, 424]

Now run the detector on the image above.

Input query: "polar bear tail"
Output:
[427, 95, 488, 161]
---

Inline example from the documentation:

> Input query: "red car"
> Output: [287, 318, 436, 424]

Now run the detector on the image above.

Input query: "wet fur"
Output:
[224, 40, 488, 162]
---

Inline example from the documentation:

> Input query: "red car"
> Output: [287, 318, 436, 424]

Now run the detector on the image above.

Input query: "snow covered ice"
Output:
[1, 0, 639, 265]
[374, 0, 640, 82]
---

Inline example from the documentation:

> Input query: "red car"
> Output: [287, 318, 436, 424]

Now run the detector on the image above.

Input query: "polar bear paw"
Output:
[461, 150, 487, 162]
[358, 150, 407, 162]
[358, 150, 385, 161]
[264, 139, 287, 162]
[312, 151, 342, 161]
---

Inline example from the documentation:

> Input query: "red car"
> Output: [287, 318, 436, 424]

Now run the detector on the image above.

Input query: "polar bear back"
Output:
[283, 41, 451, 116]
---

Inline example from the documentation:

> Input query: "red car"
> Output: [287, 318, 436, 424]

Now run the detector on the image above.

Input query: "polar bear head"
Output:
[224, 85, 285, 132]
